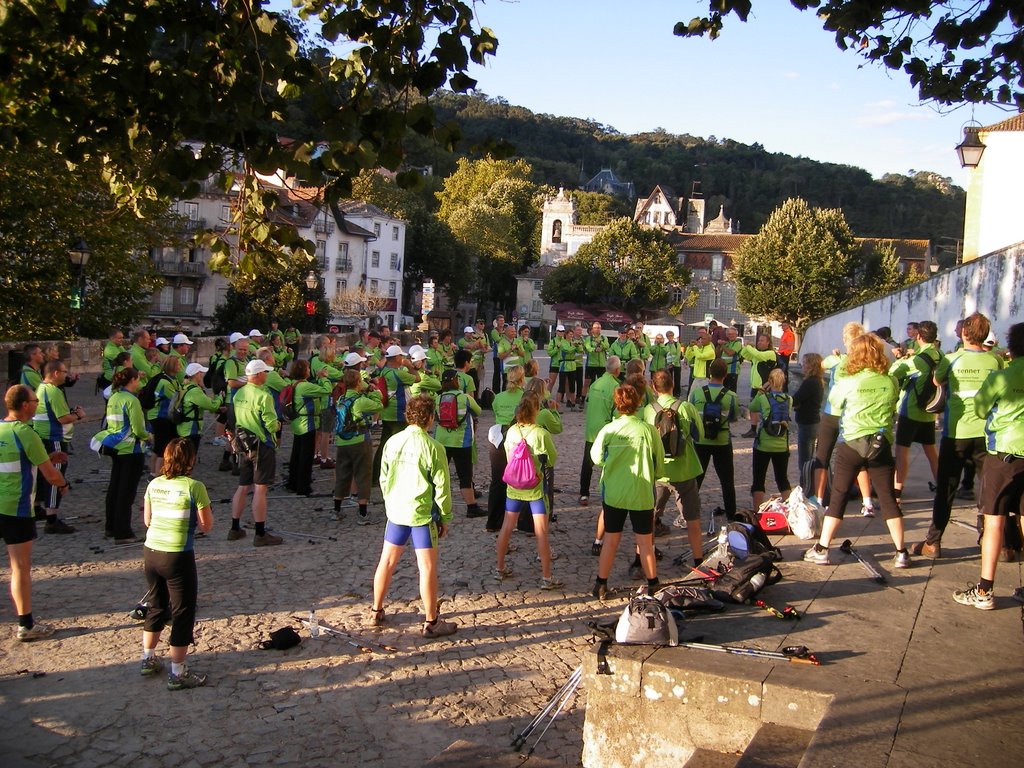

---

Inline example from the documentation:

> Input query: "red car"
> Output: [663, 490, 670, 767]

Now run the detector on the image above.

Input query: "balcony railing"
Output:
[153, 260, 208, 277]
[314, 220, 334, 235]
[178, 218, 206, 234]
[336, 259, 353, 272]
[149, 305, 206, 319]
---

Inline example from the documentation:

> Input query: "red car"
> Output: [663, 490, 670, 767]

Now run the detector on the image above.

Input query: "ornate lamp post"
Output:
[304, 269, 319, 336]
[67, 238, 91, 336]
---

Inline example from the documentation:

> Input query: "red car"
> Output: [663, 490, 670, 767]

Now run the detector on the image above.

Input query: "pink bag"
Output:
[503, 436, 538, 490]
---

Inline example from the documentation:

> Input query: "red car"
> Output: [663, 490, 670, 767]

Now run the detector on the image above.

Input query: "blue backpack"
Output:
[761, 393, 790, 437]
[334, 395, 361, 440]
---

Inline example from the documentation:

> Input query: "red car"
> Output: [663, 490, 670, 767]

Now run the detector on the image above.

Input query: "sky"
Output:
[461, 0, 1011, 187]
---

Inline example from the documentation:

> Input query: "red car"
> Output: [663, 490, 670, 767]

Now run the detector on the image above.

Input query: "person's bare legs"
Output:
[6, 541, 33, 615]
[817, 515, 842, 549]
[885, 516, 905, 551]
[251, 484, 268, 523]
[597, 532, 622, 579]
[371, 542, 404, 611]
[414, 546, 440, 622]
[495, 511, 519, 572]
[893, 444, 910, 494]
[533, 514, 552, 579]
[231, 484, 250, 524]
[635, 532, 657, 580]
[979, 514, 1005, 583]
[686, 520, 704, 562]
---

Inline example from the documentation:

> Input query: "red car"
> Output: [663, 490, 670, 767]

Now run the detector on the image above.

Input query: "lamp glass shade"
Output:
[304, 271, 318, 290]
[955, 128, 986, 168]
[68, 238, 91, 267]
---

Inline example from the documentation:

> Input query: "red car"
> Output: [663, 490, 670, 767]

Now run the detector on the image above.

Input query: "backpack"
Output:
[502, 433, 538, 490]
[756, 353, 779, 384]
[709, 554, 782, 604]
[437, 391, 461, 430]
[279, 383, 299, 421]
[138, 373, 165, 411]
[761, 392, 790, 437]
[168, 387, 192, 425]
[912, 352, 947, 413]
[654, 585, 725, 613]
[726, 511, 781, 560]
[334, 395, 361, 440]
[652, 399, 684, 457]
[701, 385, 727, 439]
[370, 373, 390, 407]
[478, 387, 495, 410]
[614, 593, 679, 646]
[205, 357, 227, 394]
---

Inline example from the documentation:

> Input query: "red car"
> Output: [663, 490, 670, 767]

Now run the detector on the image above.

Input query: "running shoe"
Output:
[167, 668, 208, 690]
[803, 546, 830, 565]
[953, 583, 993, 610]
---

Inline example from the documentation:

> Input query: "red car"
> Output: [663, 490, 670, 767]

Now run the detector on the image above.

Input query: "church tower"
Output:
[540, 187, 577, 265]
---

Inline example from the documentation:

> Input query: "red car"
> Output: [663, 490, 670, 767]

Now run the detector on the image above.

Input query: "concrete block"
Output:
[734, 724, 812, 768]
[761, 666, 833, 731]
[798, 677, 904, 768]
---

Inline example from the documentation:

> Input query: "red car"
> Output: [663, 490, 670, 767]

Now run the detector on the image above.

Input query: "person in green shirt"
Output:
[719, 327, 744, 393]
[92, 367, 152, 543]
[101, 328, 126, 386]
[169, 333, 193, 384]
[285, 359, 332, 496]
[516, 325, 537, 368]
[490, 314, 507, 392]
[227, 359, 282, 547]
[435, 369, 483, 518]
[271, 333, 294, 372]
[804, 333, 908, 569]
[889, 320, 941, 498]
[283, 326, 301, 359]
[19, 344, 43, 392]
[901, 322, 921, 357]
[370, 394, 456, 638]
[580, 357, 621, 513]
[371, 345, 421, 488]
[748, 369, 793, 511]
[590, 382, 666, 600]
[582, 322, 610, 399]
[545, 324, 568, 393]
[176, 363, 224, 451]
[738, 334, 780, 437]
[632, 324, 651, 363]
[645, 370, 705, 564]
[425, 335, 446, 376]
[457, 324, 486, 398]
[496, 324, 521, 390]
[553, 325, 580, 410]
[952, 322, 1024, 610]
[33, 360, 84, 534]
[648, 334, 668, 374]
[438, 328, 457, 369]
[914, 313, 1004, 558]
[485, 365, 526, 532]
[331, 369, 384, 523]
[409, 346, 441, 399]
[1, 384, 69, 642]
[689, 360, 740, 520]
[685, 329, 716, 394]
[609, 327, 637, 370]
[664, 330, 683, 396]
[494, 393, 562, 590]
[128, 329, 160, 385]
[140, 437, 213, 689]
[147, 356, 182, 478]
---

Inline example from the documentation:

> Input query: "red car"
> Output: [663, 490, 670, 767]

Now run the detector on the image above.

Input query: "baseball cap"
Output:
[228, 331, 246, 344]
[184, 362, 208, 377]
[248, 328, 264, 338]
[244, 359, 273, 376]
[154, 337, 170, 346]
[385, 345, 404, 358]
[172, 333, 193, 346]
[408, 344, 425, 356]
[463, 326, 475, 334]
[983, 333, 997, 346]
[409, 348, 428, 363]
[555, 324, 565, 331]
[343, 352, 367, 367]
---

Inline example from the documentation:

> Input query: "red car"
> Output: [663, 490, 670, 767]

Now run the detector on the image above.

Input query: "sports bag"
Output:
[652, 399, 683, 457]
[756, 496, 791, 534]
[710, 554, 782, 604]
[701, 385, 727, 439]
[655, 585, 725, 613]
[279, 383, 299, 421]
[761, 392, 790, 437]
[138, 373, 165, 411]
[727, 511, 782, 561]
[502, 432, 538, 490]
[785, 486, 819, 540]
[913, 352, 947, 413]
[168, 387, 193, 426]
[615, 593, 679, 646]
[437, 392, 461, 430]
[334, 395, 360, 440]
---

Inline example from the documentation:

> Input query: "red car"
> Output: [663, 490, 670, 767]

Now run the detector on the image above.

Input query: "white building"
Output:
[963, 112, 1024, 262]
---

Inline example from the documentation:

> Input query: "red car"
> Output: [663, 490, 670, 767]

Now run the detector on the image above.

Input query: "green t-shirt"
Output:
[93, 390, 150, 455]
[176, 383, 223, 438]
[890, 345, 942, 423]
[689, 383, 740, 446]
[975, 357, 1024, 456]
[492, 388, 524, 426]
[290, 379, 333, 436]
[102, 340, 124, 379]
[649, 343, 668, 372]
[504, 422, 557, 503]
[0, 419, 50, 517]
[591, 414, 666, 510]
[34, 381, 71, 442]
[751, 390, 792, 453]
[20, 365, 41, 392]
[739, 345, 778, 390]
[144, 475, 210, 553]
[935, 348, 1005, 440]
[380, 366, 419, 422]
[434, 391, 481, 449]
[334, 390, 384, 446]
[584, 335, 609, 369]
[643, 394, 703, 481]
[233, 383, 279, 447]
[609, 339, 636, 364]
[584, 372, 619, 442]
[721, 340, 744, 375]
[827, 370, 900, 443]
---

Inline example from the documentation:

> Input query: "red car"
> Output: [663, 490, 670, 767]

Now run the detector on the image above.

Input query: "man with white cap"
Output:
[371, 345, 421, 487]
[227, 359, 282, 547]
[409, 345, 440, 398]
[219, 332, 251, 473]
[154, 337, 172, 358]
[170, 333, 193, 384]
[247, 329, 265, 357]
[176, 362, 224, 454]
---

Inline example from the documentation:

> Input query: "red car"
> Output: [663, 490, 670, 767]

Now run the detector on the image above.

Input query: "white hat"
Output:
[184, 362, 208, 377]
[244, 359, 273, 376]
[464, 326, 475, 334]
[248, 328, 264, 338]
[555, 324, 565, 331]
[343, 352, 367, 367]
[228, 332, 246, 344]
[408, 344, 425, 356]
[384, 345, 404, 358]
[172, 333, 193, 346]
[154, 337, 170, 346]
[409, 348, 428, 363]
[983, 333, 997, 346]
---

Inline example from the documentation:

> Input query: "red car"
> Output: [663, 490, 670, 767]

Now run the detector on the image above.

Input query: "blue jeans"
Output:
[796, 421, 819, 475]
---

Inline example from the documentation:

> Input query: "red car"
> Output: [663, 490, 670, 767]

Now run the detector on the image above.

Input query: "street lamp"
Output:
[304, 269, 319, 337]
[67, 238, 91, 336]
[955, 125, 986, 168]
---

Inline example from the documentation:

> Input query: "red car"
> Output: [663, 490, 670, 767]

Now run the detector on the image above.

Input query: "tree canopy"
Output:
[541, 218, 690, 312]
[677, 1, 1024, 109]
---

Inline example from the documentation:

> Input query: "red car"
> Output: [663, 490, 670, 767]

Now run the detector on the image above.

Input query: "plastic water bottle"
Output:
[715, 526, 729, 561]
[736, 572, 768, 604]
[749, 572, 767, 592]
[308, 610, 319, 637]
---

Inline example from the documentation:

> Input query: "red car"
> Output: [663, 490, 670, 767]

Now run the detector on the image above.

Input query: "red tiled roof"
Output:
[856, 238, 930, 262]
[982, 112, 1024, 132]
[667, 233, 751, 252]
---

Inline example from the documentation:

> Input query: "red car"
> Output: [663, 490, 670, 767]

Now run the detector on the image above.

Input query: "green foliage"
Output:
[436, 158, 541, 310]
[0, 147, 169, 340]
[854, 240, 909, 301]
[0, 0, 499, 273]
[542, 218, 690, 312]
[568, 190, 633, 225]
[676, 1, 1023, 109]
[733, 198, 859, 330]
[210, 251, 323, 335]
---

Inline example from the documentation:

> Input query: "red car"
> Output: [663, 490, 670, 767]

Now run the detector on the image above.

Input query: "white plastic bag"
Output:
[786, 486, 819, 540]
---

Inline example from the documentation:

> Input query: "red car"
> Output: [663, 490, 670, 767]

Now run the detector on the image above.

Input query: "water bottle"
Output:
[308, 610, 319, 637]
[715, 526, 729, 561]
[736, 571, 768, 604]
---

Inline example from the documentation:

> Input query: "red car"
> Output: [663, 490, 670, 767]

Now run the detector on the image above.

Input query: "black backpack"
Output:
[138, 373, 166, 411]
[727, 511, 782, 560]
[710, 553, 782, 604]
[701, 385, 727, 439]
[652, 399, 683, 457]
[911, 352, 947, 413]
[205, 357, 227, 394]
[756, 353, 780, 384]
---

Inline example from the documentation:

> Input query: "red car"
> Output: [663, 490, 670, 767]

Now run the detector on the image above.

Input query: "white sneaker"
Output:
[803, 546, 830, 565]
[953, 583, 993, 610]
[17, 622, 55, 642]
[860, 505, 876, 518]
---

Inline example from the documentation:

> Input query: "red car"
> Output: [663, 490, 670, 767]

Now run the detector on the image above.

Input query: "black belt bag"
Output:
[848, 432, 888, 461]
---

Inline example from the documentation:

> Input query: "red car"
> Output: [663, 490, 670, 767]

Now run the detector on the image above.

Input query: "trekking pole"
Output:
[839, 539, 887, 584]
[294, 616, 397, 654]
[525, 668, 584, 756]
[949, 518, 978, 532]
[511, 666, 582, 750]
[679, 641, 820, 665]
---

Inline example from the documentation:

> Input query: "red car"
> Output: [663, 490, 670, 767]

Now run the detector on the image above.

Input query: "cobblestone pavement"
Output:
[1, 360, 1016, 767]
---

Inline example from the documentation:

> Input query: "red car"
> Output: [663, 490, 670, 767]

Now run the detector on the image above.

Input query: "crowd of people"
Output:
[2, 312, 1021, 690]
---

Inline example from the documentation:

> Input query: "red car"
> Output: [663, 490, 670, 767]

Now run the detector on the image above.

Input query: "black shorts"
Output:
[445, 445, 474, 489]
[238, 442, 276, 486]
[151, 418, 177, 456]
[143, 547, 198, 647]
[585, 366, 603, 384]
[0, 515, 37, 546]
[602, 502, 654, 535]
[894, 415, 936, 447]
[979, 453, 1024, 518]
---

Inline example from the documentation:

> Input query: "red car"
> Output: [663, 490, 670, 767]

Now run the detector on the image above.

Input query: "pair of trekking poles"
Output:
[510, 664, 583, 755]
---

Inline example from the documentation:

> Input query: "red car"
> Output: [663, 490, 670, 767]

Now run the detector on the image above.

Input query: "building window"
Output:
[180, 286, 194, 307]
[389, 253, 399, 270]
[371, 251, 380, 268]
[653, 211, 661, 225]
[670, 286, 686, 305]
[532, 300, 543, 314]
[160, 286, 174, 312]
[182, 201, 199, 221]
[220, 205, 232, 222]
[336, 279, 347, 295]
[711, 253, 724, 281]
[336, 242, 351, 271]
[552, 219, 562, 243]
[654, 193, 662, 204]
[370, 279, 379, 293]
[388, 281, 397, 297]
[533, 280, 543, 291]
[392, 225, 399, 240]
[387, 314, 395, 328]
[373, 223, 381, 238]
[709, 287, 721, 310]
